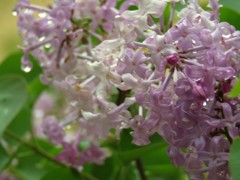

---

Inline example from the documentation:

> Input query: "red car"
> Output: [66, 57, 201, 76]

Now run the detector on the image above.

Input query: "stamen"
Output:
[80, 75, 96, 86]
[75, 54, 94, 61]
[181, 59, 204, 67]
[87, 30, 103, 41]
[181, 46, 209, 53]
[138, 106, 143, 116]
[133, 42, 155, 49]
[159, 16, 165, 33]
[161, 67, 174, 91]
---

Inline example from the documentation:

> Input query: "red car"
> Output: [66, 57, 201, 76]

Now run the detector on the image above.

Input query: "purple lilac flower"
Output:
[17, 0, 240, 178]
[42, 116, 64, 145]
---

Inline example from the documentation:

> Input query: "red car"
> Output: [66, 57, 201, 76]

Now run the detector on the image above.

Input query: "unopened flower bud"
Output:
[166, 54, 180, 65]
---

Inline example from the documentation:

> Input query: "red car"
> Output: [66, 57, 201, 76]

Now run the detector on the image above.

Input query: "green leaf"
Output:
[4, 105, 31, 147]
[119, 142, 167, 164]
[13, 144, 61, 180]
[228, 78, 240, 98]
[219, 7, 240, 30]
[90, 156, 122, 180]
[119, 129, 166, 150]
[12, 147, 46, 180]
[219, 0, 240, 16]
[0, 52, 42, 82]
[0, 76, 28, 136]
[34, 138, 62, 158]
[141, 146, 184, 179]
[144, 164, 183, 179]
[142, 146, 169, 164]
[229, 138, 240, 180]
[27, 77, 48, 106]
[83, 151, 129, 180]
[117, 129, 167, 163]
[42, 167, 81, 180]
[118, 163, 138, 180]
[0, 144, 10, 171]
[119, 129, 140, 152]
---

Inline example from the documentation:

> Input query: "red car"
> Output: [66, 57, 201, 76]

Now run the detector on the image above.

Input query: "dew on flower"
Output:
[34, 110, 44, 119]
[65, 125, 72, 131]
[38, 12, 47, 18]
[222, 33, 231, 38]
[44, 44, 51, 49]
[39, 36, 46, 42]
[23, 9, 32, 14]
[47, 20, 53, 25]
[203, 101, 207, 106]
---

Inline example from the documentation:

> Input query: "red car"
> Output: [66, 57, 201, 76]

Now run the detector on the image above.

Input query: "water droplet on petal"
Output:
[223, 34, 231, 38]
[65, 125, 72, 130]
[12, 10, 18, 16]
[23, 9, 32, 14]
[44, 44, 51, 48]
[70, 101, 78, 106]
[39, 36, 46, 42]
[47, 20, 53, 25]
[21, 63, 32, 73]
[120, 122, 126, 129]
[203, 101, 207, 106]
[38, 12, 47, 18]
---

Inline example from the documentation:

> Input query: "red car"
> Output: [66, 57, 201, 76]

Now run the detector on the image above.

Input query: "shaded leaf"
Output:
[0, 76, 28, 136]
[118, 130, 167, 163]
[219, 7, 240, 30]
[119, 142, 167, 164]
[229, 138, 240, 180]
[85, 155, 123, 180]
[228, 78, 240, 98]
[219, 0, 240, 16]
[0, 144, 10, 171]
[42, 167, 81, 180]
[4, 105, 31, 147]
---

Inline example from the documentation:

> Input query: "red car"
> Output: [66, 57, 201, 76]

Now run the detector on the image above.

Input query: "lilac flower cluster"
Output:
[16, 0, 240, 179]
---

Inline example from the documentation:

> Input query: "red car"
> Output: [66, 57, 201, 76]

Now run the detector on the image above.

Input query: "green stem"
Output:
[4, 130, 98, 180]
[135, 159, 147, 180]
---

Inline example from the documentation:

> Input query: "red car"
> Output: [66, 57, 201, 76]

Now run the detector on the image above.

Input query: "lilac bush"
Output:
[14, 0, 240, 179]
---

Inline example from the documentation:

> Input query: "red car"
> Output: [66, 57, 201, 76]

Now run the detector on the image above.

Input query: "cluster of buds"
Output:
[16, 0, 240, 179]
